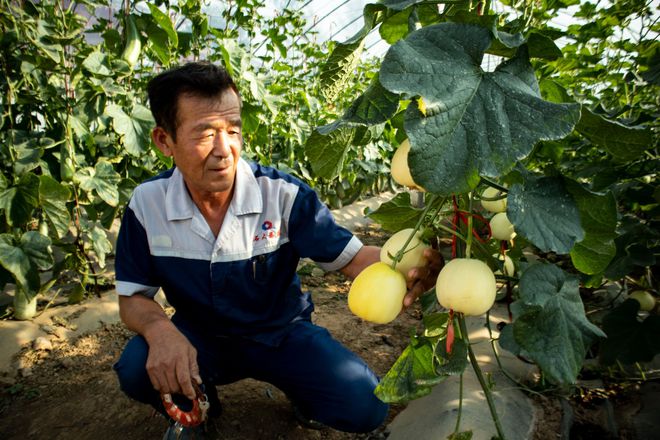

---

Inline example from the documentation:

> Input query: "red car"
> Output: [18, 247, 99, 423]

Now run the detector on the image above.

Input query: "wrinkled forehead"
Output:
[175, 89, 242, 127]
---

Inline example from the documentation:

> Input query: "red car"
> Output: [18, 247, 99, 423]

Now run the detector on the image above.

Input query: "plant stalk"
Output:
[465, 192, 473, 259]
[458, 314, 507, 439]
[453, 373, 464, 435]
[389, 194, 441, 270]
[484, 311, 545, 397]
[480, 177, 508, 193]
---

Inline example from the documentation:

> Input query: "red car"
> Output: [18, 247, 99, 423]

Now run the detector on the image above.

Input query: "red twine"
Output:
[450, 196, 492, 258]
[446, 309, 455, 355]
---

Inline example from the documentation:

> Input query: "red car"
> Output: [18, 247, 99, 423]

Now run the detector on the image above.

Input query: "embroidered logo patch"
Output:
[255, 220, 280, 242]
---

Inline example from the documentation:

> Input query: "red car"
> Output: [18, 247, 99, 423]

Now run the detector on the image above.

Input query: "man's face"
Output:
[153, 89, 243, 198]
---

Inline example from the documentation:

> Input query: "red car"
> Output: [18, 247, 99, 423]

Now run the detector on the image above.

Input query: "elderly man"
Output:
[113, 62, 440, 439]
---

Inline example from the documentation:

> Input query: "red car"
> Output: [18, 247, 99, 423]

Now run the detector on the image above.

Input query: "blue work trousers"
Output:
[113, 319, 388, 433]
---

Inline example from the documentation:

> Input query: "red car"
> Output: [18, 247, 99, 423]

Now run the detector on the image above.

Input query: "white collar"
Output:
[164, 158, 262, 221]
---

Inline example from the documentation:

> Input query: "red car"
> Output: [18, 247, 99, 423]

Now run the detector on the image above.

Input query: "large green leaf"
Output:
[526, 32, 563, 60]
[576, 108, 654, 162]
[379, 23, 580, 195]
[0, 173, 40, 227]
[13, 137, 44, 175]
[320, 40, 366, 102]
[566, 180, 617, 274]
[487, 29, 562, 60]
[147, 4, 178, 48]
[75, 160, 121, 207]
[640, 48, 659, 85]
[365, 192, 424, 232]
[39, 175, 71, 239]
[342, 73, 400, 126]
[375, 337, 439, 403]
[505, 264, 606, 384]
[69, 114, 91, 138]
[379, 4, 443, 44]
[599, 299, 660, 366]
[91, 77, 127, 97]
[242, 71, 279, 116]
[217, 39, 245, 77]
[20, 231, 53, 271]
[352, 124, 385, 146]
[0, 234, 40, 295]
[82, 50, 112, 76]
[304, 128, 354, 180]
[508, 175, 584, 254]
[605, 232, 657, 279]
[380, 8, 412, 44]
[319, 4, 386, 101]
[25, 19, 62, 63]
[105, 103, 154, 156]
[445, 12, 526, 53]
[318, 73, 399, 134]
[433, 337, 468, 377]
[146, 23, 170, 65]
[86, 222, 112, 268]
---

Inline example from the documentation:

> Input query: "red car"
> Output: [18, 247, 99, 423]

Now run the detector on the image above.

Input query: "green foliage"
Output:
[566, 180, 618, 275]
[599, 299, 660, 365]
[365, 192, 425, 232]
[314, 0, 658, 412]
[499, 264, 605, 384]
[379, 24, 580, 195]
[375, 336, 438, 402]
[0, 231, 52, 297]
[576, 108, 654, 162]
[507, 173, 584, 254]
[376, 312, 469, 402]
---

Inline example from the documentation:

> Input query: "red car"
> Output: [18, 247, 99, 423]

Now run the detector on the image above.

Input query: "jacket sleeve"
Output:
[114, 202, 160, 297]
[287, 183, 363, 271]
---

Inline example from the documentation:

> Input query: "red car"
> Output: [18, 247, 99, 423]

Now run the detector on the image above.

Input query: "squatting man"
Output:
[113, 61, 442, 438]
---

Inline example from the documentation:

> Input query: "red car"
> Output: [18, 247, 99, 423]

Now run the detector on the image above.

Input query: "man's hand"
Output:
[403, 247, 444, 308]
[144, 323, 202, 400]
[118, 294, 201, 400]
[339, 242, 444, 309]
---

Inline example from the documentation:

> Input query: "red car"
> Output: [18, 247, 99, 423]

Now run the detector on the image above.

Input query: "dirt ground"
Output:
[0, 225, 653, 440]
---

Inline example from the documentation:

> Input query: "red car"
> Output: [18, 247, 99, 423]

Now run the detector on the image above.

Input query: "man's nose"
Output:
[212, 132, 232, 156]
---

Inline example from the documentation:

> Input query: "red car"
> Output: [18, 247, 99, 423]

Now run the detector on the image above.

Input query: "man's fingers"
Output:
[403, 282, 425, 307]
[403, 292, 415, 308]
[147, 370, 164, 394]
[400, 247, 445, 311]
[176, 360, 196, 400]
[165, 368, 183, 396]
[189, 351, 202, 385]
[146, 359, 173, 394]
[424, 248, 444, 269]
[404, 277, 429, 307]
[144, 328, 199, 398]
[407, 266, 427, 288]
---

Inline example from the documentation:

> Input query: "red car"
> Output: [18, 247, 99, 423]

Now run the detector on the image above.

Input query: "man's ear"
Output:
[152, 126, 174, 156]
